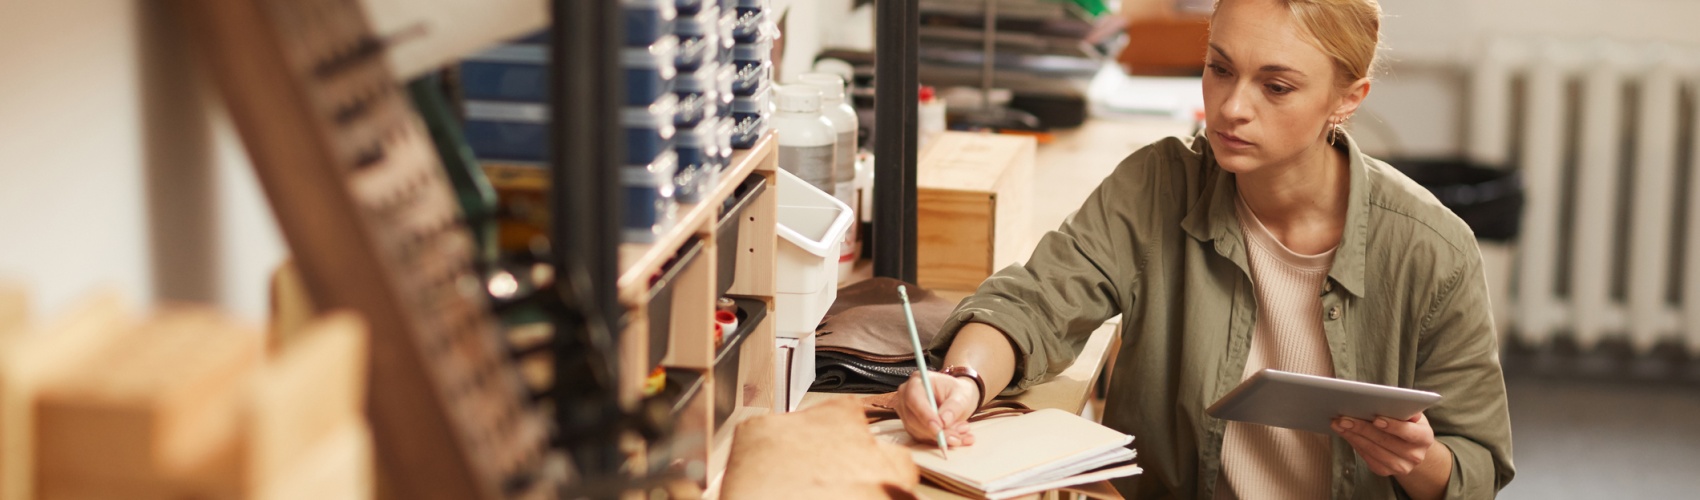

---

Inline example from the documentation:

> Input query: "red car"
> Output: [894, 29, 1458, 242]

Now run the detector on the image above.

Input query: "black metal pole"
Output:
[873, 0, 919, 283]
[553, 0, 625, 481]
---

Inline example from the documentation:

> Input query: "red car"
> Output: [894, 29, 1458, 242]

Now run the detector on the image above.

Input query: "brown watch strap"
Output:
[942, 365, 987, 411]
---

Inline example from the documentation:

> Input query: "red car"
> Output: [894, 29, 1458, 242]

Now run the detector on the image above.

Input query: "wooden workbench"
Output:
[713, 116, 1189, 499]
[795, 320, 1118, 500]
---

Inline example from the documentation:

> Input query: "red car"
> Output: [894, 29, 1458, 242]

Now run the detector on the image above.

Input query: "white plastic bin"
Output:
[773, 168, 854, 338]
[774, 333, 816, 412]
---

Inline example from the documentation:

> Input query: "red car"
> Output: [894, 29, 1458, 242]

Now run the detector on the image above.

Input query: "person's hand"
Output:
[1331, 413, 1438, 477]
[895, 371, 981, 447]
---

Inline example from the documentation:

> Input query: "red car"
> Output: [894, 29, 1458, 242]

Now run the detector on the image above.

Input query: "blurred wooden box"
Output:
[34, 309, 262, 499]
[1118, 15, 1210, 76]
[917, 132, 1037, 291]
[9, 298, 370, 500]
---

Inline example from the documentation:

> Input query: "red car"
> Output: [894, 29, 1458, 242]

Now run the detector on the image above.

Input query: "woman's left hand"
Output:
[1331, 413, 1437, 477]
[1334, 412, 1455, 500]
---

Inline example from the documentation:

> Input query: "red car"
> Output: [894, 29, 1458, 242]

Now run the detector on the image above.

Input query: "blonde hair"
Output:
[1217, 0, 1383, 89]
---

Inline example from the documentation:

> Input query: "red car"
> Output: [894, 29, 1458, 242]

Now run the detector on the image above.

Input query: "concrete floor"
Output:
[1497, 356, 1700, 498]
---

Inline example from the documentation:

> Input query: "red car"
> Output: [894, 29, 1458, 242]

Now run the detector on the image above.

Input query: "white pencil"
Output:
[898, 285, 949, 459]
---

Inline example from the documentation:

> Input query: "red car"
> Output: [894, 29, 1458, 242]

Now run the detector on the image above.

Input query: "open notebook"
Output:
[872, 408, 1142, 499]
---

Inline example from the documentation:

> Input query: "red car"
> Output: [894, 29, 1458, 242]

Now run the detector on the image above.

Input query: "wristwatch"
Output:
[942, 365, 987, 411]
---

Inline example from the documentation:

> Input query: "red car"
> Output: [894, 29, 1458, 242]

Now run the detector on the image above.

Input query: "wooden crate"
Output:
[917, 132, 1038, 291]
[34, 308, 262, 499]
[0, 284, 25, 336]
[0, 294, 131, 500]
[248, 313, 369, 498]
[9, 300, 371, 500]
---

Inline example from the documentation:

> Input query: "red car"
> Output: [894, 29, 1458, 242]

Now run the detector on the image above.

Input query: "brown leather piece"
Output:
[815, 278, 957, 360]
[721, 398, 920, 499]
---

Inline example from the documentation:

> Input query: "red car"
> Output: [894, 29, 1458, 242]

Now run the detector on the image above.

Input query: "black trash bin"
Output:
[1387, 158, 1524, 242]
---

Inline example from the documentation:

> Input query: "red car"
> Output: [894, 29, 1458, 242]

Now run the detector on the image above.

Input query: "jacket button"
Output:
[1323, 281, 1334, 293]
[1328, 306, 1341, 320]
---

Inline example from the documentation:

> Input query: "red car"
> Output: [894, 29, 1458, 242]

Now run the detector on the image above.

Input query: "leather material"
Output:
[812, 351, 920, 393]
[722, 398, 920, 499]
[815, 278, 955, 359]
[812, 278, 955, 393]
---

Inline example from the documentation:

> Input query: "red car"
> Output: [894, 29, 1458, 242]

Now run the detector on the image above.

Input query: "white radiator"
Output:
[1470, 38, 1700, 354]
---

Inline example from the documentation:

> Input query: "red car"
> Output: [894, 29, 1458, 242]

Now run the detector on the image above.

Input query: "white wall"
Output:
[0, 0, 866, 324]
[0, 1, 285, 321]
[774, 0, 863, 82]
[1382, 0, 1700, 63]
[1363, 0, 1700, 158]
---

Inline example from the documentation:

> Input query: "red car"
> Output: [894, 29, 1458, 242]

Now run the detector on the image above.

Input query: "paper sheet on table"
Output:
[1087, 64, 1205, 122]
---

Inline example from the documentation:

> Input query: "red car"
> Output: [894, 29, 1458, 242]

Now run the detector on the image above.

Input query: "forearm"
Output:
[1395, 439, 1454, 500]
[941, 322, 1020, 406]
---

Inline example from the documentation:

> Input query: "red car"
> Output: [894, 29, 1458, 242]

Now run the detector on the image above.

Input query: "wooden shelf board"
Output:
[618, 132, 777, 304]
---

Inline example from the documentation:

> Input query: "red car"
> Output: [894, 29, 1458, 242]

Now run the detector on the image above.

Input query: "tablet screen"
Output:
[1206, 369, 1442, 434]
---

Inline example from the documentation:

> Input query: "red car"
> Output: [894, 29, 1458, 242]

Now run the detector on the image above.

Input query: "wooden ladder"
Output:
[173, 0, 554, 497]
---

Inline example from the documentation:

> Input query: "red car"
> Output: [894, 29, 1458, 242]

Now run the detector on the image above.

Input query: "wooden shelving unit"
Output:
[354, 0, 893, 493]
[616, 133, 778, 304]
[601, 131, 780, 490]
[476, 132, 779, 491]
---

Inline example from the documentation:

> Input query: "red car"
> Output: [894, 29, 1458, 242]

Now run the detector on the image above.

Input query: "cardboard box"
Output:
[917, 132, 1038, 291]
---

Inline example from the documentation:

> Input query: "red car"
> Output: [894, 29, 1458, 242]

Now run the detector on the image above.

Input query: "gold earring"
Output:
[1327, 118, 1340, 146]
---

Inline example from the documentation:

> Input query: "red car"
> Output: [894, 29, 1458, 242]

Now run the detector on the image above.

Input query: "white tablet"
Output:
[1206, 369, 1442, 435]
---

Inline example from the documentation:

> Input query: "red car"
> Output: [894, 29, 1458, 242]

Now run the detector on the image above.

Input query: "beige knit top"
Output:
[1217, 195, 1338, 500]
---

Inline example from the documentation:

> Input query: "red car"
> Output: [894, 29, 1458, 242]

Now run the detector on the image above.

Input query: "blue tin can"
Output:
[624, 0, 678, 47]
[461, 100, 550, 162]
[675, 4, 720, 37]
[731, 36, 771, 95]
[676, 0, 707, 15]
[622, 150, 679, 243]
[729, 85, 769, 149]
[674, 62, 722, 128]
[623, 37, 679, 107]
[717, 10, 737, 59]
[675, 33, 719, 72]
[623, 93, 680, 165]
[731, 6, 764, 43]
[714, 116, 736, 170]
[459, 44, 547, 103]
[676, 119, 722, 174]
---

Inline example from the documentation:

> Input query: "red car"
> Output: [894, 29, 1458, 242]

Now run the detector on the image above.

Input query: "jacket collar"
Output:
[1180, 132, 1370, 297]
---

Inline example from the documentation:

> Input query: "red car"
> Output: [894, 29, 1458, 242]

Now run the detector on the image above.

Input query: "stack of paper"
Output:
[884, 408, 1142, 499]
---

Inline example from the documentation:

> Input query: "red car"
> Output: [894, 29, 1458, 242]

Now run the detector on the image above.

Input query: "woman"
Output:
[893, 0, 1515, 498]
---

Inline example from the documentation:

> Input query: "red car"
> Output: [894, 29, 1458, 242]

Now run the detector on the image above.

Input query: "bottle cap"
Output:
[775, 85, 821, 113]
[798, 73, 846, 103]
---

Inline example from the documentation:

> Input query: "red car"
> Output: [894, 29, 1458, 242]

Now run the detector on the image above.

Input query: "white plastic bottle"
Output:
[918, 84, 946, 152]
[798, 73, 860, 282]
[772, 85, 837, 194]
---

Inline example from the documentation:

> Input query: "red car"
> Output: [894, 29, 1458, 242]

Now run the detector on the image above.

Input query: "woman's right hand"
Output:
[895, 370, 981, 447]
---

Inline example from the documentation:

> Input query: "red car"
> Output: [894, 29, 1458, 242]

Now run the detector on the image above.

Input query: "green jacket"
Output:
[934, 134, 1514, 499]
